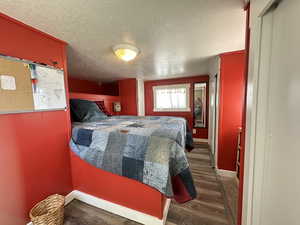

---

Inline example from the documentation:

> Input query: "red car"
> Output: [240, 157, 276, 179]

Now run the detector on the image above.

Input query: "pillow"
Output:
[70, 99, 108, 122]
[95, 101, 112, 116]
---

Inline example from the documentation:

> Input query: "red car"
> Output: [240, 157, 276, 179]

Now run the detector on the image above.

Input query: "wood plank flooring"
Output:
[64, 143, 234, 225]
[218, 175, 238, 224]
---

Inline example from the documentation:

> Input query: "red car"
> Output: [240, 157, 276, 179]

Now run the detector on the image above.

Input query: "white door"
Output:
[249, 1, 300, 224]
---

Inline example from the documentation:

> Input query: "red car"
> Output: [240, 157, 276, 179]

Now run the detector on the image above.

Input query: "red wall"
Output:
[68, 77, 119, 96]
[218, 50, 246, 171]
[118, 78, 138, 115]
[69, 77, 137, 115]
[68, 77, 102, 94]
[99, 81, 119, 96]
[144, 76, 209, 139]
[0, 13, 72, 225]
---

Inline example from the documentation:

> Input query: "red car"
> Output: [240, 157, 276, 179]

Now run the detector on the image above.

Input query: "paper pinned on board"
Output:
[0, 75, 16, 90]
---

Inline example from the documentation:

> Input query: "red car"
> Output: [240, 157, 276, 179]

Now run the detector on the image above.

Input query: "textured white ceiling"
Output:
[0, 0, 246, 82]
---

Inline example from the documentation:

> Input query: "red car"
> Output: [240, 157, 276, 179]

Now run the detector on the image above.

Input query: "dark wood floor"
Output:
[218, 174, 238, 224]
[64, 143, 234, 225]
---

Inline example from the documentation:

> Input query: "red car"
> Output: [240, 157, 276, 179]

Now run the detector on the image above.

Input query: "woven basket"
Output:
[30, 194, 65, 225]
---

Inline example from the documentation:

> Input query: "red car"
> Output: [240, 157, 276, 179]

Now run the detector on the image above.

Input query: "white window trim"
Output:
[153, 83, 191, 112]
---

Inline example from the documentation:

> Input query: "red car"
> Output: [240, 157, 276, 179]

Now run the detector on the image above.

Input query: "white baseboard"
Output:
[193, 138, 208, 143]
[161, 197, 171, 225]
[216, 169, 237, 178]
[65, 191, 75, 205]
[27, 190, 171, 225]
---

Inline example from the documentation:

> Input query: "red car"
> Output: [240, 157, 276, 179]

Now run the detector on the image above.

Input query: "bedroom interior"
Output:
[2, 0, 299, 225]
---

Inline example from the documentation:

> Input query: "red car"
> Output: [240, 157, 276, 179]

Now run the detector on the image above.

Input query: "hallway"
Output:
[64, 143, 234, 225]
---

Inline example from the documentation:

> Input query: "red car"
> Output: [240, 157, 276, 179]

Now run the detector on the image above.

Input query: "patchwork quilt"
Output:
[69, 116, 197, 203]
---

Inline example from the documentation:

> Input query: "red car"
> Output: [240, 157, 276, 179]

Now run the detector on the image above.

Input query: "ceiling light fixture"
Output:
[113, 44, 140, 62]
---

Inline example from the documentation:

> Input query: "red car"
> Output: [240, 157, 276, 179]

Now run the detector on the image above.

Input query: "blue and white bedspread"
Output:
[70, 116, 196, 202]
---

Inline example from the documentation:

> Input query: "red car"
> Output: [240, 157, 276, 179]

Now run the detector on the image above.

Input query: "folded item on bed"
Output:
[69, 116, 197, 203]
[70, 99, 108, 122]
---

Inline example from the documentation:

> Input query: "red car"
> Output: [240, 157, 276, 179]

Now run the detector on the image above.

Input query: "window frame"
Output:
[152, 83, 191, 112]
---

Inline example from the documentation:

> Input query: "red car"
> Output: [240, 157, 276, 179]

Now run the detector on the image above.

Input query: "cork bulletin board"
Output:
[0, 57, 34, 112]
[0, 55, 67, 114]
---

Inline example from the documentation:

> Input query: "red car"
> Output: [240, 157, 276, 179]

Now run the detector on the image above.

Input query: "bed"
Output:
[68, 94, 196, 220]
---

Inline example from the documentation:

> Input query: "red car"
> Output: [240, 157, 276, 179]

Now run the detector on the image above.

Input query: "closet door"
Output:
[255, 1, 300, 224]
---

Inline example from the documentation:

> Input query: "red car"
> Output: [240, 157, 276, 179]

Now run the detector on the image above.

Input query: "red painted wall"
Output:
[68, 77, 119, 96]
[99, 81, 119, 96]
[144, 76, 209, 139]
[69, 77, 135, 115]
[118, 78, 138, 115]
[68, 77, 102, 94]
[0, 13, 72, 225]
[218, 50, 246, 171]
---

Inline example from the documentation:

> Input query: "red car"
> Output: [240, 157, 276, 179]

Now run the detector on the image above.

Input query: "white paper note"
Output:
[0, 75, 16, 90]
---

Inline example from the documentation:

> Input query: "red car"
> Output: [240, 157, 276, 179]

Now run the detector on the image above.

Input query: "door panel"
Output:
[259, 1, 300, 224]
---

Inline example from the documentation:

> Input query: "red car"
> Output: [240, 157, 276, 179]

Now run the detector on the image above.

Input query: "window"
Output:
[153, 83, 191, 112]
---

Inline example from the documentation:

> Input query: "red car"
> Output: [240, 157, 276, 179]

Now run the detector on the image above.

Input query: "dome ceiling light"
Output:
[113, 44, 140, 62]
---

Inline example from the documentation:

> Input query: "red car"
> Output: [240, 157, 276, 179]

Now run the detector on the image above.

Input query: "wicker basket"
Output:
[30, 194, 65, 225]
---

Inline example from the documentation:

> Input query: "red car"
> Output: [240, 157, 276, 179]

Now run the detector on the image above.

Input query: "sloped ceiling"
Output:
[0, 0, 246, 82]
